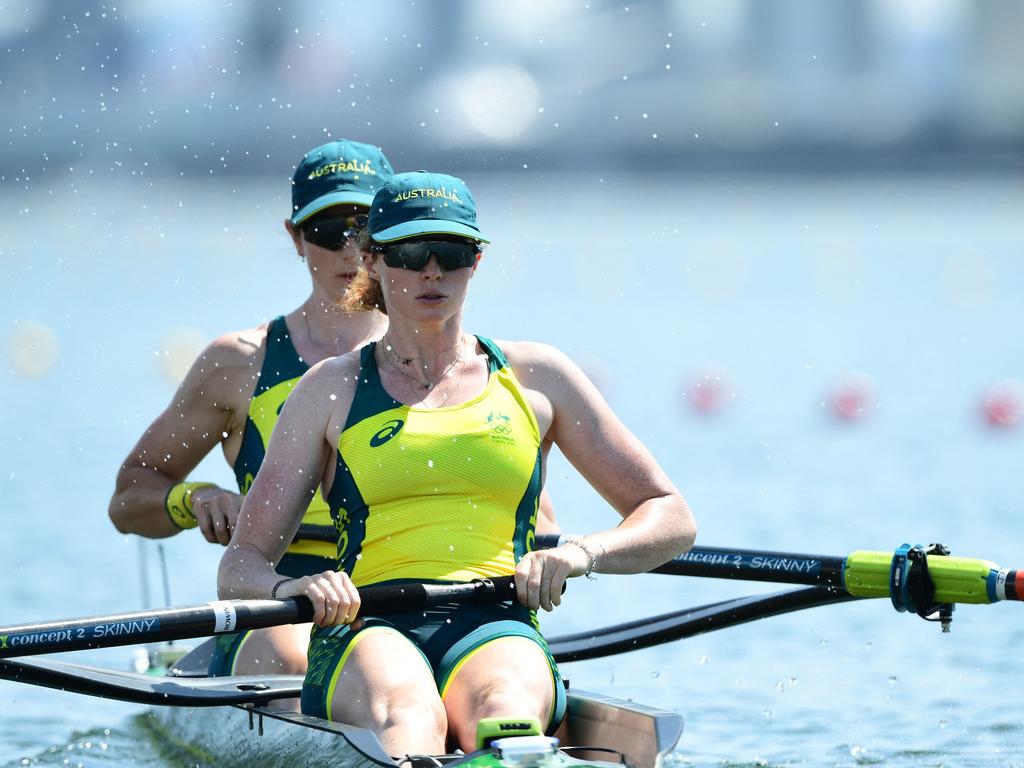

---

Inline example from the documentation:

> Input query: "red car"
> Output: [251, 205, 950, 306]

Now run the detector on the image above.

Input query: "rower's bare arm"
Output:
[218, 356, 355, 607]
[108, 333, 257, 540]
[514, 342, 697, 573]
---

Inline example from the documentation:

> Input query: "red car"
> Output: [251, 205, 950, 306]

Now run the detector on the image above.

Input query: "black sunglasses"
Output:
[377, 240, 480, 271]
[300, 214, 368, 251]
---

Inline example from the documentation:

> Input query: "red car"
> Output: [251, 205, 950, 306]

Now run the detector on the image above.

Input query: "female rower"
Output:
[218, 170, 697, 753]
[109, 139, 395, 676]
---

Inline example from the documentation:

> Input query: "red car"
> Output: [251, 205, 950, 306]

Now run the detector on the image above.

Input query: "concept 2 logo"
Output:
[370, 419, 404, 447]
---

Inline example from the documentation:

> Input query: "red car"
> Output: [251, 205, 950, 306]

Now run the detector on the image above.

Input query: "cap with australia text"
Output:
[290, 139, 394, 225]
[368, 171, 489, 244]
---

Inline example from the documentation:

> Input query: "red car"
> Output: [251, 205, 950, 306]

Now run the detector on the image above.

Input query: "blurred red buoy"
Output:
[981, 379, 1023, 428]
[829, 371, 876, 422]
[686, 365, 734, 415]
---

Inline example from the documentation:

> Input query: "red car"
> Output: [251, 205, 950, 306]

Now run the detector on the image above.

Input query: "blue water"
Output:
[2, 174, 1023, 766]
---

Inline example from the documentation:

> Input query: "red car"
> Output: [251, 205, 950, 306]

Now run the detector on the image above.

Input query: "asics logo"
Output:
[370, 419, 404, 447]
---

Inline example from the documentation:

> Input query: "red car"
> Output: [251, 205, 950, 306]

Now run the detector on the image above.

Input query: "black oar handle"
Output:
[357, 576, 516, 616]
[0, 577, 515, 659]
[295, 523, 337, 543]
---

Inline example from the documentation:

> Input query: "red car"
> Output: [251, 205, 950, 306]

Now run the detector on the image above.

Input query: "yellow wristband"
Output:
[165, 482, 216, 530]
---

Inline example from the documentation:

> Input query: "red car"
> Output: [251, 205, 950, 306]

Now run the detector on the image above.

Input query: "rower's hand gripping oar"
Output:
[0, 577, 516, 659]
[294, 528, 1022, 610]
[299, 526, 1022, 630]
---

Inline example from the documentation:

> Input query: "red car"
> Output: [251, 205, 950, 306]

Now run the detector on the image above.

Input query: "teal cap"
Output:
[369, 171, 489, 244]
[291, 139, 394, 225]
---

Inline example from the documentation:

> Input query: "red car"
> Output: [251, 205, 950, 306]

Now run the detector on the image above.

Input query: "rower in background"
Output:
[218, 171, 696, 753]
[109, 142, 563, 680]
[108, 139, 394, 677]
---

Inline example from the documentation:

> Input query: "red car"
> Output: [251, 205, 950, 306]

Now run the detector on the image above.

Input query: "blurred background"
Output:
[2, 2, 1023, 766]
[2, 1, 1023, 173]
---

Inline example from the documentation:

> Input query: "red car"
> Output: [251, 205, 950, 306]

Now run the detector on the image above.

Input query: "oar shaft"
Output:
[0, 601, 304, 658]
[534, 534, 846, 588]
[535, 535, 1023, 605]
[0, 577, 515, 659]
[296, 530, 1024, 606]
[652, 547, 846, 587]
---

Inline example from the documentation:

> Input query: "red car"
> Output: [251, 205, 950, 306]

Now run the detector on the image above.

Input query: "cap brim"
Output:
[291, 190, 375, 225]
[372, 219, 490, 244]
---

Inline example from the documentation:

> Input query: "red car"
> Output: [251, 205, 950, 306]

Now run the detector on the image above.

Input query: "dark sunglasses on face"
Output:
[377, 240, 480, 271]
[300, 214, 369, 251]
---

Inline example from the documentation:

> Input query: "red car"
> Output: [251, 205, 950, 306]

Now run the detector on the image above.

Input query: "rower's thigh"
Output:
[304, 625, 443, 731]
[442, 635, 558, 747]
[233, 623, 311, 676]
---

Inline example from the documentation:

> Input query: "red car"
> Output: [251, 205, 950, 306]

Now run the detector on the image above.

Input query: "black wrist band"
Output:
[270, 578, 292, 599]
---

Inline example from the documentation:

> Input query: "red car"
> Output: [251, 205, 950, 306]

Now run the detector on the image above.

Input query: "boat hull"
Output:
[146, 689, 682, 768]
[150, 639, 682, 768]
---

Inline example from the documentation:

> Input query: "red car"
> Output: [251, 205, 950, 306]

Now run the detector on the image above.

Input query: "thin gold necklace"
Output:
[381, 335, 463, 391]
[434, 354, 467, 408]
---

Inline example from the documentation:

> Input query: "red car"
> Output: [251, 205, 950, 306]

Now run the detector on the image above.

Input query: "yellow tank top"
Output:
[326, 336, 542, 586]
[234, 316, 335, 575]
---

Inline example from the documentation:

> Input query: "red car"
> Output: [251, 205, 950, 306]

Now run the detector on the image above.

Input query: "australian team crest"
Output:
[487, 411, 515, 445]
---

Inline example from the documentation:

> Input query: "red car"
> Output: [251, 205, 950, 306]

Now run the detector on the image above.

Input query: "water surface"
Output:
[2, 173, 1022, 767]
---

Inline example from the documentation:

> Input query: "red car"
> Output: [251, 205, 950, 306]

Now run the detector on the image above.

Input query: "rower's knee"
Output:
[343, 685, 446, 752]
[381, 689, 447, 738]
[475, 681, 548, 721]
[449, 678, 549, 749]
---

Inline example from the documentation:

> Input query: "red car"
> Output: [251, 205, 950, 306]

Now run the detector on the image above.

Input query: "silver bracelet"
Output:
[564, 536, 604, 580]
